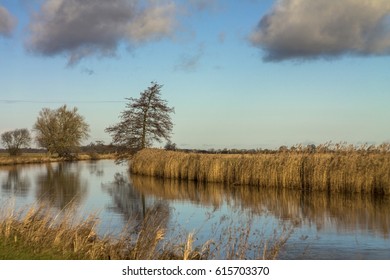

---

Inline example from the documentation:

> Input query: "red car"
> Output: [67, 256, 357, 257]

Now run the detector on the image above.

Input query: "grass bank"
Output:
[130, 148, 390, 194]
[0, 202, 291, 260]
[0, 153, 116, 166]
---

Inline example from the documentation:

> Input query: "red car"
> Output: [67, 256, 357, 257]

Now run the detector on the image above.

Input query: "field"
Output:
[130, 145, 390, 194]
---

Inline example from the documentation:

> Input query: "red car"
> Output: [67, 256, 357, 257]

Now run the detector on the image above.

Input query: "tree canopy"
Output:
[106, 82, 174, 159]
[33, 105, 90, 157]
[1, 128, 32, 156]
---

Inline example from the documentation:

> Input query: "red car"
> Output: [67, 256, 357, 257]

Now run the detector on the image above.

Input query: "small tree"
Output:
[1, 129, 32, 156]
[33, 105, 90, 157]
[164, 141, 177, 151]
[105, 82, 174, 158]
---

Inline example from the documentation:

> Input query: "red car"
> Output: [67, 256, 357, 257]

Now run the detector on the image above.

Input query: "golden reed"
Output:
[130, 148, 390, 194]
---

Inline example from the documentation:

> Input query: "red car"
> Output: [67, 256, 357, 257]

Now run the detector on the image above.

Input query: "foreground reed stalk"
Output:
[0, 202, 289, 260]
[130, 148, 390, 194]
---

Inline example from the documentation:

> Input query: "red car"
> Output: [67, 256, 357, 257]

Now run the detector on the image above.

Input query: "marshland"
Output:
[131, 143, 390, 195]
[1, 145, 390, 259]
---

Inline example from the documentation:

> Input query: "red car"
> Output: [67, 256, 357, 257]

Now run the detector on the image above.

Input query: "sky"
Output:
[1, 0, 390, 150]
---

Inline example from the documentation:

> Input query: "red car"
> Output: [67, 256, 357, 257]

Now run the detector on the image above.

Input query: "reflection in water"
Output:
[130, 175, 225, 208]
[102, 173, 145, 221]
[102, 172, 170, 233]
[1, 166, 31, 197]
[130, 175, 390, 238]
[35, 162, 87, 209]
[1, 160, 389, 259]
[87, 161, 104, 177]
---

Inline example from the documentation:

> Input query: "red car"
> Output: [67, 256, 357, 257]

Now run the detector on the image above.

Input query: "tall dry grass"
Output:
[0, 201, 291, 260]
[130, 148, 390, 195]
[0, 202, 185, 260]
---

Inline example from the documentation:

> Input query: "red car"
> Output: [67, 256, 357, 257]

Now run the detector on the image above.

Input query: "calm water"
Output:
[1, 160, 389, 259]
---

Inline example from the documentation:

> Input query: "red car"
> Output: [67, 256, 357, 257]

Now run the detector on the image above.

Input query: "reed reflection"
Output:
[102, 172, 170, 233]
[87, 161, 104, 177]
[130, 174, 390, 238]
[35, 162, 87, 209]
[1, 166, 31, 197]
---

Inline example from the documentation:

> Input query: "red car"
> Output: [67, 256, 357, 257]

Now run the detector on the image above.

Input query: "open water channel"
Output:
[1, 160, 389, 259]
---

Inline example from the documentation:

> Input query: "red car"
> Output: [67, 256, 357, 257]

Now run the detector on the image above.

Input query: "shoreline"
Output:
[0, 153, 117, 166]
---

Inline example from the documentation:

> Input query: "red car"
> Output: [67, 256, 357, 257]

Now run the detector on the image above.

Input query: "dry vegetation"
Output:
[0, 202, 291, 260]
[0, 153, 116, 166]
[130, 143, 390, 195]
[0, 202, 193, 260]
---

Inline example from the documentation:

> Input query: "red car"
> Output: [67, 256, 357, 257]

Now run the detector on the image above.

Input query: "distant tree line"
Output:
[1, 82, 175, 160]
[168, 142, 390, 155]
[79, 141, 118, 155]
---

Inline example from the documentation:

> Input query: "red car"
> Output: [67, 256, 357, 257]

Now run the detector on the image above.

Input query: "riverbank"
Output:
[130, 148, 390, 194]
[0, 153, 117, 166]
[0, 202, 194, 260]
[0, 202, 290, 260]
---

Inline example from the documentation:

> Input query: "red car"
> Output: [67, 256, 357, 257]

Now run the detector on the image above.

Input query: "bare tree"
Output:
[33, 105, 89, 158]
[1, 129, 32, 156]
[106, 82, 174, 158]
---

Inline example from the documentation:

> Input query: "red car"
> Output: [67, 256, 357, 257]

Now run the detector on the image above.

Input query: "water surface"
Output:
[1, 160, 389, 259]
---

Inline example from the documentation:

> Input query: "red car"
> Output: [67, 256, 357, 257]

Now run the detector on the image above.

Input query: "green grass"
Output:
[0, 237, 77, 260]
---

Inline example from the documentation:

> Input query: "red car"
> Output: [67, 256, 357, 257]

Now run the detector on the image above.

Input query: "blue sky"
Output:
[1, 0, 390, 149]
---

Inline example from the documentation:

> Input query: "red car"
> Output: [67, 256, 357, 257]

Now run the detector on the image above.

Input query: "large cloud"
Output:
[0, 5, 17, 37]
[26, 0, 177, 65]
[250, 0, 390, 61]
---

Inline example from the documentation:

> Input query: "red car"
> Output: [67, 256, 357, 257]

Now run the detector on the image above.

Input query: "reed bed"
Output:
[0, 202, 196, 260]
[0, 201, 291, 260]
[130, 148, 390, 195]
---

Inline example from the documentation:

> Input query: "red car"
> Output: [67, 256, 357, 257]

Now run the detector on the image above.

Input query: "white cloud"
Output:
[126, 2, 176, 42]
[250, 0, 390, 61]
[26, 0, 177, 65]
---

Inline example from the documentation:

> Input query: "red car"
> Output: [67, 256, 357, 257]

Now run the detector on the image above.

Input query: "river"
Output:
[1, 159, 389, 259]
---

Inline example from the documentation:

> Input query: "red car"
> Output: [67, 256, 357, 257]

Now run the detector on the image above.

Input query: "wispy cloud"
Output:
[0, 5, 17, 37]
[250, 0, 390, 61]
[26, 0, 177, 65]
[174, 43, 204, 72]
[81, 67, 95, 76]
[188, 0, 220, 12]
[218, 32, 226, 44]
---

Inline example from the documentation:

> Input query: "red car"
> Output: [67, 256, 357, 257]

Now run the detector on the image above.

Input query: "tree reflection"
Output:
[35, 162, 87, 210]
[87, 161, 104, 177]
[102, 172, 170, 230]
[1, 166, 31, 197]
[102, 172, 145, 220]
[130, 174, 390, 238]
